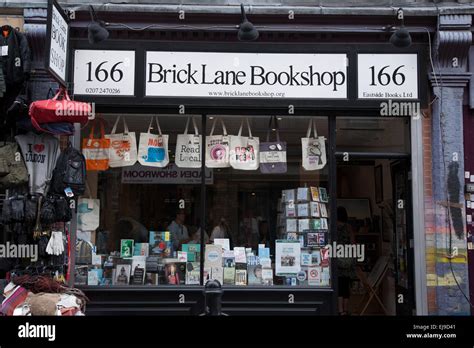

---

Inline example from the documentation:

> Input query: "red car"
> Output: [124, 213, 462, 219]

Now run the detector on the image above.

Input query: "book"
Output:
[297, 187, 310, 202]
[308, 266, 322, 285]
[131, 256, 147, 274]
[287, 232, 298, 241]
[310, 219, 322, 230]
[310, 202, 320, 217]
[87, 269, 102, 286]
[132, 266, 145, 285]
[223, 266, 236, 285]
[275, 240, 301, 276]
[317, 232, 326, 245]
[298, 219, 310, 232]
[211, 266, 224, 285]
[145, 255, 159, 273]
[321, 267, 331, 286]
[133, 243, 149, 257]
[319, 203, 328, 218]
[310, 187, 320, 201]
[285, 204, 296, 218]
[311, 252, 322, 265]
[247, 265, 263, 285]
[282, 189, 295, 203]
[223, 251, 235, 268]
[319, 187, 328, 202]
[120, 239, 134, 258]
[234, 247, 247, 264]
[101, 265, 113, 286]
[114, 264, 131, 285]
[297, 203, 310, 217]
[165, 263, 180, 285]
[262, 269, 273, 286]
[214, 238, 230, 251]
[176, 262, 187, 285]
[301, 252, 312, 266]
[177, 251, 188, 263]
[286, 219, 298, 232]
[205, 244, 223, 268]
[320, 218, 329, 230]
[182, 244, 201, 262]
[185, 262, 200, 285]
[145, 272, 159, 285]
[320, 248, 330, 267]
[258, 246, 270, 258]
[259, 257, 271, 268]
[247, 255, 259, 266]
[235, 269, 247, 285]
[307, 233, 319, 247]
[149, 231, 172, 257]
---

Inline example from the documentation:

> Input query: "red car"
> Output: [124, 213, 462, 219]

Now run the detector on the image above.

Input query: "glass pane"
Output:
[76, 114, 202, 287]
[336, 117, 410, 153]
[204, 115, 330, 287]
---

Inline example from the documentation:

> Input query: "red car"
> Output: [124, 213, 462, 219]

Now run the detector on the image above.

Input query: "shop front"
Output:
[64, 16, 427, 315]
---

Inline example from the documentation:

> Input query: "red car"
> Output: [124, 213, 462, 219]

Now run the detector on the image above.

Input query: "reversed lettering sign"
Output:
[145, 52, 348, 99]
[358, 54, 418, 99]
[46, 0, 69, 84]
[74, 50, 135, 96]
[122, 163, 213, 184]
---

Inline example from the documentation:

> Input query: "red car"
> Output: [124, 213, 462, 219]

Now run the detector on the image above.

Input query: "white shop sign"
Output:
[122, 163, 213, 184]
[47, 1, 69, 84]
[73, 50, 135, 96]
[145, 51, 348, 99]
[357, 54, 418, 100]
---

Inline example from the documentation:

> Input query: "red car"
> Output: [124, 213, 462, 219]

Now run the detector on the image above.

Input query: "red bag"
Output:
[29, 87, 91, 125]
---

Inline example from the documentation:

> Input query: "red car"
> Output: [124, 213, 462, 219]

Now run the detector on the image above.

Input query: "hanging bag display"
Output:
[229, 118, 260, 170]
[29, 87, 91, 125]
[105, 116, 138, 168]
[77, 184, 100, 232]
[175, 117, 201, 168]
[82, 118, 110, 171]
[260, 116, 287, 174]
[205, 117, 230, 168]
[301, 118, 327, 171]
[138, 117, 169, 167]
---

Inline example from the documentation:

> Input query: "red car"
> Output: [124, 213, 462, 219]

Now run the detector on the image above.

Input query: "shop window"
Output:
[76, 114, 331, 288]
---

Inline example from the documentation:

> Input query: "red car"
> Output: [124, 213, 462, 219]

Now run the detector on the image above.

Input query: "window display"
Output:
[74, 115, 330, 287]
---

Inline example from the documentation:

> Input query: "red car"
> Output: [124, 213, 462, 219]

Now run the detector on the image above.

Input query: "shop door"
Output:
[391, 160, 416, 315]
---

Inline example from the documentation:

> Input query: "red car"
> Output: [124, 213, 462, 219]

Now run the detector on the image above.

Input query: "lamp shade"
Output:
[88, 21, 109, 44]
[390, 27, 411, 48]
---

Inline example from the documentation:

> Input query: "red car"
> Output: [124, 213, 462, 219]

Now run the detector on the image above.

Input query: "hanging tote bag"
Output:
[138, 117, 169, 167]
[77, 184, 100, 232]
[105, 116, 138, 168]
[260, 116, 287, 174]
[82, 118, 110, 171]
[205, 118, 230, 168]
[229, 118, 260, 170]
[175, 117, 201, 168]
[301, 118, 327, 171]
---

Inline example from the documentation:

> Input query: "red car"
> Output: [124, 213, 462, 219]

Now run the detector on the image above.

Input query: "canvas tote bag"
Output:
[105, 116, 138, 168]
[82, 118, 110, 171]
[77, 184, 100, 232]
[175, 116, 201, 168]
[138, 117, 169, 167]
[301, 118, 327, 171]
[229, 118, 260, 170]
[205, 117, 230, 168]
[260, 116, 287, 174]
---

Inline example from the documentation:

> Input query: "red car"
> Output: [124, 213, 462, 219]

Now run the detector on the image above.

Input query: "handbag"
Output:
[77, 184, 100, 231]
[175, 117, 201, 168]
[0, 142, 28, 189]
[138, 117, 169, 167]
[105, 116, 138, 168]
[82, 118, 110, 171]
[229, 117, 260, 170]
[205, 117, 230, 168]
[260, 116, 287, 174]
[301, 118, 327, 171]
[29, 87, 91, 125]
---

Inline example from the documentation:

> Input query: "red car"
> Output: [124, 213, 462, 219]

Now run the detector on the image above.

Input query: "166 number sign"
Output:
[358, 54, 418, 100]
[74, 50, 135, 96]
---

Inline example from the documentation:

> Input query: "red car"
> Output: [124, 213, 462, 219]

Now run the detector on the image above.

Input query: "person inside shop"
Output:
[168, 209, 189, 250]
[239, 209, 259, 249]
[336, 206, 356, 316]
[189, 221, 209, 244]
[210, 217, 232, 247]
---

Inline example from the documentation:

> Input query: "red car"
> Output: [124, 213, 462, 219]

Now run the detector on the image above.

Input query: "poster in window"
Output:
[275, 240, 301, 276]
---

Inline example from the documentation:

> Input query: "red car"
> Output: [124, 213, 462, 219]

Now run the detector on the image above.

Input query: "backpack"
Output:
[0, 142, 28, 189]
[50, 143, 86, 196]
